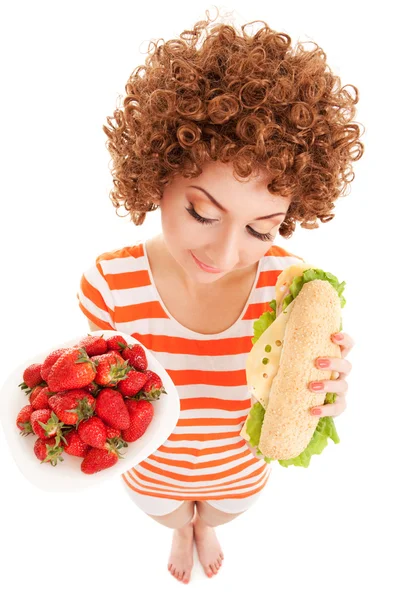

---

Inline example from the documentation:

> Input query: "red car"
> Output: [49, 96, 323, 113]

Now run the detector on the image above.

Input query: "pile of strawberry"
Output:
[15, 334, 166, 474]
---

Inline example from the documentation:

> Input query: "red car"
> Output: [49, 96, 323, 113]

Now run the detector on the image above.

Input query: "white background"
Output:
[0, 1, 398, 598]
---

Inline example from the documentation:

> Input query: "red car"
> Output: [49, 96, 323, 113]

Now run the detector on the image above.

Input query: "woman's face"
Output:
[154, 160, 291, 289]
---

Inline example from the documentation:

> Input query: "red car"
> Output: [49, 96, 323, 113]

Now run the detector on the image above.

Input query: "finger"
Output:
[331, 332, 355, 359]
[309, 377, 348, 395]
[310, 394, 347, 418]
[315, 356, 352, 376]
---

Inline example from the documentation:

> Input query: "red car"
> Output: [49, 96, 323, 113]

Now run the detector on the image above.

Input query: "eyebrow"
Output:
[188, 186, 286, 221]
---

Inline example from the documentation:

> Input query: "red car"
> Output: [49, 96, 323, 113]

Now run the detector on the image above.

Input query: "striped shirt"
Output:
[77, 240, 305, 501]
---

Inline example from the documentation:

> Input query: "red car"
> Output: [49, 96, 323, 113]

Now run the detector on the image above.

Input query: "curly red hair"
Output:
[103, 6, 364, 238]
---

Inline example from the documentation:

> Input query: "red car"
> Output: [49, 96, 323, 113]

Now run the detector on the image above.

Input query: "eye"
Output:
[185, 204, 275, 242]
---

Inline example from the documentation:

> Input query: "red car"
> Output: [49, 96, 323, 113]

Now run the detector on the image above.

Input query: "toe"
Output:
[210, 563, 218, 574]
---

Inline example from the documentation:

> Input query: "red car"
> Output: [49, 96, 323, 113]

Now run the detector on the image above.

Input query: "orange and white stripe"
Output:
[77, 240, 305, 501]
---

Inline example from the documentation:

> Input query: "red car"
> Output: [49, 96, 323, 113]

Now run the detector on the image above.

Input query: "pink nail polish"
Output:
[311, 408, 322, 415]
[317, 359, 330, 368]
[311, 381, 324, 390]
[333, 333, 344, 341]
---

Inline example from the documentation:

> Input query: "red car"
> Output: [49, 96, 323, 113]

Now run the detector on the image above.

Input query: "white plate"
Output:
[0, 330, 180, 493]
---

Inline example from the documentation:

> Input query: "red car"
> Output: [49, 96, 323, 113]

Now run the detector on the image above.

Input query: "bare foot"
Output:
[167, 519, 195, 584]
[193, 510, 224, 578]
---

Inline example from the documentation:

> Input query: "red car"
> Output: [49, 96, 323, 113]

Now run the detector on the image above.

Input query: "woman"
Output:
[78, 7, 363, 585]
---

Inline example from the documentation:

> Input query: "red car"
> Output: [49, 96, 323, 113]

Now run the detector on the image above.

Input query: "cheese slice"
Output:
[245, 299, 296, 410]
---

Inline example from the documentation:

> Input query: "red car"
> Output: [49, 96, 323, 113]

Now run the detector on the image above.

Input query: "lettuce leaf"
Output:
[246, 268, 346, 467]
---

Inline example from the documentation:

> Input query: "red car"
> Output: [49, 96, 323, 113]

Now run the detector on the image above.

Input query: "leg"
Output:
[146, 501, 196, 585]
[192, 500, 246, 579]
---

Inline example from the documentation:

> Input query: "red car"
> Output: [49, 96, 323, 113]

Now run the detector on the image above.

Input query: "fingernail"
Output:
[333, 333, 344, 341]
[310, 381, 324, 390]
[311, 408, 322, 415]
[317, 359, 330, 368]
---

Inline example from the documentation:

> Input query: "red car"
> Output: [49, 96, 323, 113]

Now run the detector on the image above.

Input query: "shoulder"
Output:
[264, 244, 305, 262]
[261, 244, 306, 270]
[95, 242, 145, 270]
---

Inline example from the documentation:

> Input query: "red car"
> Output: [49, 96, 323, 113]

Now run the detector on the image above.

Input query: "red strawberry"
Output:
[48, 390, 96, 426]
[92, 351, 130, 387]
[30, 386, 54, 410]
[34, 437, 64, 466]
[94, 388, 130, 429]
[47, 347, 97, 392]
[81, 441, 124, 474]
[105, 425, 121, 439]
[106, 335, 128, 353]
[63, 430, 90, 457]
[19, 363, 44, 394]
[122, 399, 154, 442]
[142, 370, 166, 400]
[116, 370, 148, 398]
[40, 348, 67, 381]
[82, 381, 102, 396]
[74, 334, 108, 357]
[30, 409, 66, 442]
[77, 416, 107, 449]
[29, 385, 49, 409]
[16, 405, 34, 435]
[121, 344, 148, 371]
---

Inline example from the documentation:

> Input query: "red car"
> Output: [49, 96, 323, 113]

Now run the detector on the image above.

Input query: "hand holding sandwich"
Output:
[243, 330, 354, 458]
[308, 331, 354, 418]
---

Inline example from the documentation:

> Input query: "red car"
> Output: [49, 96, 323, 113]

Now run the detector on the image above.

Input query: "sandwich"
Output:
[239, 263, 346, 467]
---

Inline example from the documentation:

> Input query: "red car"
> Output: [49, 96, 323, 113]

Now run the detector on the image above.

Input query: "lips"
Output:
[191, 251, 222, 272]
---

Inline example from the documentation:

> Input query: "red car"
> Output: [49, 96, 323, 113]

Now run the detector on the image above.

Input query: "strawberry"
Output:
[34, 437, 64, 466]
[48, 390, 96, 426]
[16, 405, 34, 435]
[116, 370, 149, 398]
[121, 344, 148, 371]
[74, 334, 108, 357]
[30, 409, 66, 443]
[63, 430, 90, 457]
[81, 440, 124, 474]
[40, 348, 67, 381]
[30, 386, 54, 410]
[19, 363, 44, 394]
[106, 335, 128, 353]
[94, 388, 130, 429]
[105, 425, 121, 439]
[142, 370, 166, 400]
[83, 381, 102, 397]
[77, 416, 107, 449]
[29, 384, 48, 405]
[47, 347, 97, 392]
[122, 399, 154, 442]
[92, 351, 130, 387]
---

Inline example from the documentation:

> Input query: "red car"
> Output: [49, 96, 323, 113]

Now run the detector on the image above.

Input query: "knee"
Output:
[196, 501, 245, 527]
[147, 500, 195, 529]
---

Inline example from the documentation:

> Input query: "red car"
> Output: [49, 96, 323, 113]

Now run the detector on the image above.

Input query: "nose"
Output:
[206, 230, 240, 271]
